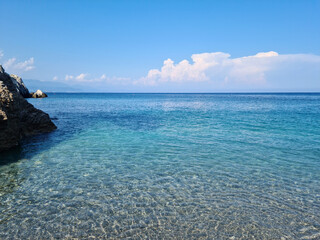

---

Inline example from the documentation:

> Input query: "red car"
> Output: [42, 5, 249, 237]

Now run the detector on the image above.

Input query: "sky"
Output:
[0, 0, 319, 92]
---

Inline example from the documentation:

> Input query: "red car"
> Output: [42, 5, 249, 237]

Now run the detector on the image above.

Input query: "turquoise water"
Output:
[0, 93, 320, 239]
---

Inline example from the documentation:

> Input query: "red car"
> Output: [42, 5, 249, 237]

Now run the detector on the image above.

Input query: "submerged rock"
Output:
[0, 65, 56, 152]
[30, 89, 48, 98]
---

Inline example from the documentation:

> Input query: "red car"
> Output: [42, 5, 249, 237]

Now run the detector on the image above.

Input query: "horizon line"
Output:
[44, 91, 320, 94]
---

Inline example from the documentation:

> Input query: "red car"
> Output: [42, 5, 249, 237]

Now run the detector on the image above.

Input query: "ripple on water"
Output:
[0, 93, 320, 239]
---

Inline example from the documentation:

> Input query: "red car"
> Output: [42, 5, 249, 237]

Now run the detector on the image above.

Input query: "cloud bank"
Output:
[58, 51, 320, 91]
[136, 51, 320, 89]
[1, 49, 319, 92]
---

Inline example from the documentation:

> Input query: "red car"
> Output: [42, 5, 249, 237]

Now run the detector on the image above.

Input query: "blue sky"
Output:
[0, 0, 319, 92]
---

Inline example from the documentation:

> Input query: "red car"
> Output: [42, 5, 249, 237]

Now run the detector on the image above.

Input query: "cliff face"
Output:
[10, 74, 31, 98]
[0, 65, 56, 152]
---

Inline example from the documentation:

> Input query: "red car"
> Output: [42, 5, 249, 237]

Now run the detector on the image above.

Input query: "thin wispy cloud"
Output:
[65, 75, 74, 80]
[63, 72, 130, 84]
[75, 73, 88, 81]
[2, 55, 35, 72]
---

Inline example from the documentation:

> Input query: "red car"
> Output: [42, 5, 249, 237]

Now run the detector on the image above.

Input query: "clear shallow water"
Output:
[0, 93, 320, 239]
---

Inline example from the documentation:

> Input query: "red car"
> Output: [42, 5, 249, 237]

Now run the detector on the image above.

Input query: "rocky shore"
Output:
[30, 89, 48, 98]
[0, 65, 56, 152]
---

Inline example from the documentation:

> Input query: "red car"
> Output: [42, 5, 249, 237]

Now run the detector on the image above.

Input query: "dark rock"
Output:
[0, 65, 56, 152]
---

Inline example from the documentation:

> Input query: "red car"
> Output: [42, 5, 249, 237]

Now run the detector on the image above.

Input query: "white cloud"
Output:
[15, 57, 35, 71]
[0, 50, 3, 59]
[254, 51, 279, 58]
[53, 76, 58, 81]
[3, 57, 35, 72]
[76, 73, 88, 81]
[137, 51, 320, 86]
[3, 58, 16, 68]
[65, 73, 96, 82]
[65, 74, 74, 80]
[64, 73, 97, 82]
[61, 72, 131, 86]
[57, 51, 320, 91]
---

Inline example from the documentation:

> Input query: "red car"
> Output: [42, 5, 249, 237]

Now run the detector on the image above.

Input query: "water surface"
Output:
[0, 93, 319, 239]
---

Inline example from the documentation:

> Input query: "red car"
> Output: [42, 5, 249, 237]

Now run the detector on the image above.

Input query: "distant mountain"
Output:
[23, 79, 80, 92]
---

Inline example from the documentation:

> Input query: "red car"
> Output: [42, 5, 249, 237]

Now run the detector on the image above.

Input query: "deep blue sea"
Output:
[0, 93, 319, 239]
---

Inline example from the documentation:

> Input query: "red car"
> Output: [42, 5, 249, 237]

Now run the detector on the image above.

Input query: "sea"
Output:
[0, 93, 319, 239]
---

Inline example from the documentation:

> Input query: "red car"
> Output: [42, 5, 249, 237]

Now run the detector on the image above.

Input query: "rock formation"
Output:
[10, 74, 31, 98]
[30, 89, 48, 98]
[0, 65, 56, 152]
